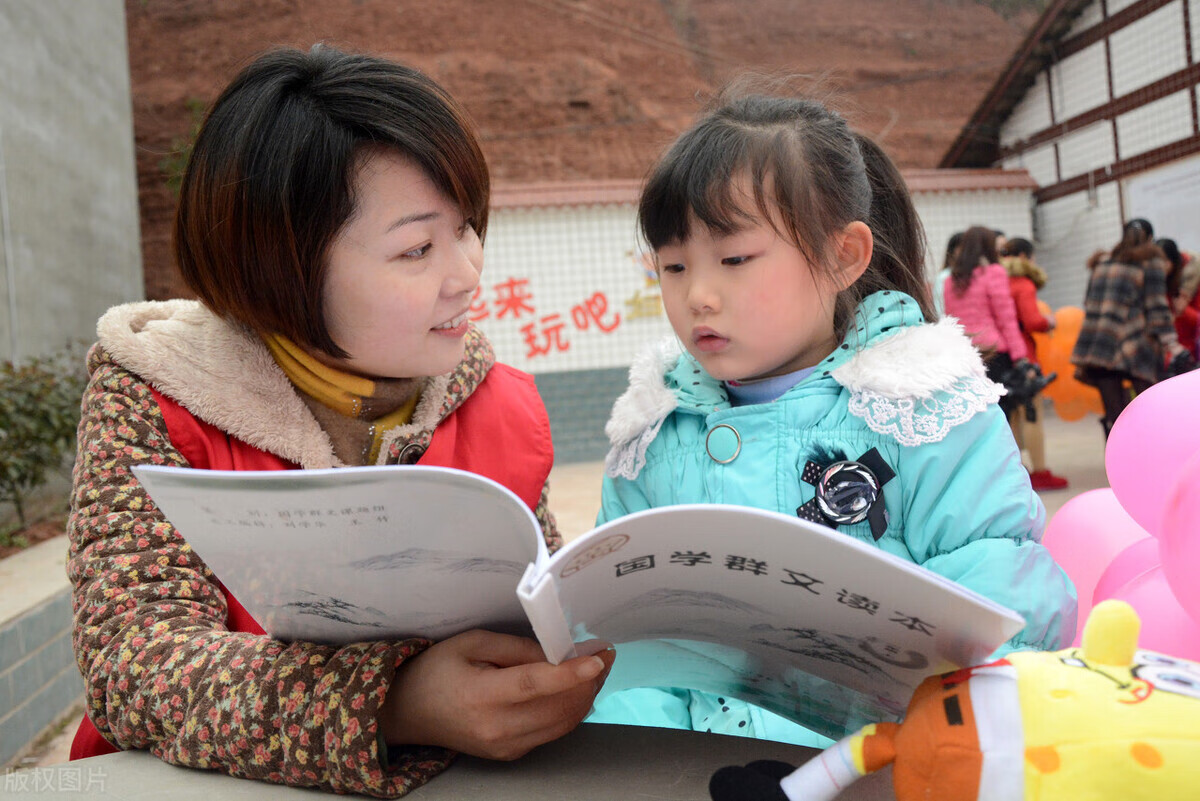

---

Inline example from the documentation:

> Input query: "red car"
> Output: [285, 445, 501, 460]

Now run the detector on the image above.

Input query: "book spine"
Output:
[517, 563, 577, 664]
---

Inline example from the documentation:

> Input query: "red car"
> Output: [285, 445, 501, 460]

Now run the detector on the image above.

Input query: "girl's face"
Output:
[318, 149, 483, 379]
[655, 195, 845, 383]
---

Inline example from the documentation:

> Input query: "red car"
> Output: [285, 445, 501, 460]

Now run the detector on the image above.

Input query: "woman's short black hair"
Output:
[175, 44, 490, 358]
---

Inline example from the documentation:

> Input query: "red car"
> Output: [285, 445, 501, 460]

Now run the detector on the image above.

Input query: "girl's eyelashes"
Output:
[659, 262, 685, 274]
[721, 255, 751, 266]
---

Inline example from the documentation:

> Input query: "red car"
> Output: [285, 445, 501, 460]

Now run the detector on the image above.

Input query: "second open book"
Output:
[132, 463, 1024, 739]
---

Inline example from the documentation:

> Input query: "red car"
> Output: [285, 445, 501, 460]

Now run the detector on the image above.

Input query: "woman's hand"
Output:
[380, 629, 614, 760]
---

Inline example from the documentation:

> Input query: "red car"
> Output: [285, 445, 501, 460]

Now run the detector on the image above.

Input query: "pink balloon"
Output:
[1043, 488, 1150, 643]
[1106, 370, 1200, 536]
[1161, 450, 1200, 626]
[1092, 537, 1160, 608]
[1102, 562, 1200, 662]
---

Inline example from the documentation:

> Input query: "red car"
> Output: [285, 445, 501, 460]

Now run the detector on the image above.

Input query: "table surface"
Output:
[3, 723, 895, 800]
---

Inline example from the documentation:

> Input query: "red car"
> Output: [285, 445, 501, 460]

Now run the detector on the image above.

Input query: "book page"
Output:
[525, 504, 1024, 738]
[133, 464, 546, 645]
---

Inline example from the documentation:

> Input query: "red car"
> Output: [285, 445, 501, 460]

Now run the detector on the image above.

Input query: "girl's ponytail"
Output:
[853, 132, 935, 323]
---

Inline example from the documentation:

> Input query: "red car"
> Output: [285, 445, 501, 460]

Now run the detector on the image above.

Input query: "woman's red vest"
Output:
[70, 364, 553, 759]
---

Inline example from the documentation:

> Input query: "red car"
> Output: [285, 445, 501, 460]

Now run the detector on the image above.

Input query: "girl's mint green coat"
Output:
[587, 292, 1077, 745]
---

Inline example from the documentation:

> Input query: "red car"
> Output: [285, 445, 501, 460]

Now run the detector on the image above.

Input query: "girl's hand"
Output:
[379, 629, 614, 760]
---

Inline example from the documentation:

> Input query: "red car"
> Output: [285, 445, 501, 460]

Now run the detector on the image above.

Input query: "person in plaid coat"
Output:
[1071, 218, 1187, 438]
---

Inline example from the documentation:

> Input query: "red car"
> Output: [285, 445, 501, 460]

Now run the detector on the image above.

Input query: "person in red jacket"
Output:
[1002, 238, 1068, 491]
[1177, 254, 1200, 360]
[66, 45, 613, 797]
[1159, 238, 1200, 360]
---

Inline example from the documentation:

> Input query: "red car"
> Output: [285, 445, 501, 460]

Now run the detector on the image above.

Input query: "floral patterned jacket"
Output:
[68, 300, 558, 797]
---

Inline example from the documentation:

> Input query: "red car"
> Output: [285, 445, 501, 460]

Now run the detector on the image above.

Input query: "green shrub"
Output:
[0, 351, 87, 536]
[159, 96, 208, 196]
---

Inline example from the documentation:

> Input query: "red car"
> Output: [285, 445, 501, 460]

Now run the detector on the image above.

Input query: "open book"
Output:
[132, 463, 1025, 739]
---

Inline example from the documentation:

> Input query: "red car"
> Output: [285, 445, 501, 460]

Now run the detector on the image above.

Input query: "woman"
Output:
[1002, 237, 1068, 490]
[1072, 219, 1185, 438]
[943, 226, 1029, 410]
[1159, 237, 1200, 361]
[67, 45, 612, 797]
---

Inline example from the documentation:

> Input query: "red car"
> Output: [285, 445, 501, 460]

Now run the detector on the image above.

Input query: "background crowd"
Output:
[935, 219, 1199, 487]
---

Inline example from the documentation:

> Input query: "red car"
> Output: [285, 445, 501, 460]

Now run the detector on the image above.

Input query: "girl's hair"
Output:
[1003, 237, 1034, 259]
[1157, 237, 1183, 298]
[949, 225, 999, 293]
[637, 89, 934, 339]
[943, 231, 964, 272]
[1110, 218, 1155, 264]
[175, 44, 489, 358]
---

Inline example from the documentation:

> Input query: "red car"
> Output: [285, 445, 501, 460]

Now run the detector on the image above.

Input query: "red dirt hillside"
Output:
[124, 0, 1042, 299]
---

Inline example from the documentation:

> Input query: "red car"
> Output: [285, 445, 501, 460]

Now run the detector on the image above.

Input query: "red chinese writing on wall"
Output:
[470, 277, 622, 360]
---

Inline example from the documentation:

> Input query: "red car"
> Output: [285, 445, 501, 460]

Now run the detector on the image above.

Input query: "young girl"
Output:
[67, 45, 611, 796]
[589, 90, 1076, 745]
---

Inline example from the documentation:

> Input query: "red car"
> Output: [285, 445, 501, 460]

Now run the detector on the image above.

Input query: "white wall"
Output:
[1124, 154, 1200, 254]
[1108, 2, 1187, 98]
[1001, 72, 1052, 148]
[1032, 182, 1124, 311]
[1051, 41, 1109, 120]
[0, 0, 142, 364]
[479, 203, 672, 375]
[1057, 122, 1117, 180]
[1002, 144, 1057, 187]
[1116, 90, 1195, 159]
[914, 190, 1034, 282]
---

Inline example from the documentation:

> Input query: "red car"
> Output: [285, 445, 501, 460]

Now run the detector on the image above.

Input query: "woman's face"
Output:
[318, 149, 483, 379]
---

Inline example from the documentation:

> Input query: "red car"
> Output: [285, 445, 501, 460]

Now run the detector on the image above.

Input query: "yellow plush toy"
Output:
[709, 600, 1200, 801]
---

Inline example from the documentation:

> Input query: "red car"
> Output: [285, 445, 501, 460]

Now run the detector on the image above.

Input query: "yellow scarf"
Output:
[264, 334, 420, 463]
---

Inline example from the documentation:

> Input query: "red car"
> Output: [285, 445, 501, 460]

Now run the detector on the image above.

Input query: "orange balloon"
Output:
[1031, 305, 1103, 420]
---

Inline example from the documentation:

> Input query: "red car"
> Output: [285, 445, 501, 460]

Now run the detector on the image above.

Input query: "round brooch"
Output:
[814, 460, 881, 525]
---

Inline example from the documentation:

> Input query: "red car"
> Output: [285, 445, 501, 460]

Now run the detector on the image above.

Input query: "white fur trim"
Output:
[603, 337, 682, 479]
[98, 301, 340, 469]
[832, 318, 987, 399]
[835, 319, 1002, 445]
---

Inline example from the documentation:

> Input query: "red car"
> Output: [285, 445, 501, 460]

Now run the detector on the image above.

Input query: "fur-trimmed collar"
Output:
[1002, 254, 1047, 288]
[606, 317, 986, 453]
[95, 300, 487, 469]
[830, 317, 986, 398]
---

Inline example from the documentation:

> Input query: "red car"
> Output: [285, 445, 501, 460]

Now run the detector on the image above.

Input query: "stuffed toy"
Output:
[710, 600, 1200, 800]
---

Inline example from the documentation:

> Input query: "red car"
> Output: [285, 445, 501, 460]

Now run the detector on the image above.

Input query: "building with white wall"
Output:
[942, 0, 1200, 310]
